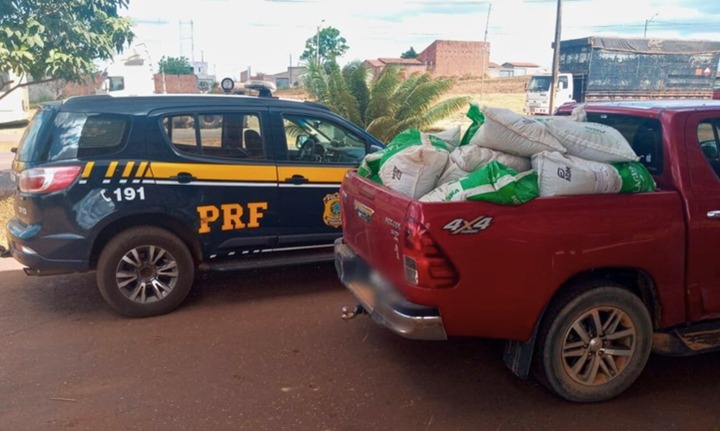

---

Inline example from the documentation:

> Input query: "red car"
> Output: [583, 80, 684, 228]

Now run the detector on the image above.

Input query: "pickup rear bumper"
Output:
[334, 238, 447, 341]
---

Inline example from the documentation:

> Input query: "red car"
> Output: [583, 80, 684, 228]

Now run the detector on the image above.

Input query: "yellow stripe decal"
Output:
[106, 161, 119, 178]
[137, 161, 149, 178]
[81, 161, 95, 179]
[122, 161, 135, 178]
[277, 166, 349, 183]
[150, 163, 278, 181]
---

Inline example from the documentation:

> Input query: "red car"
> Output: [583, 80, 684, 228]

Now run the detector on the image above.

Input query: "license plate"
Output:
[350, 282, 376, 313]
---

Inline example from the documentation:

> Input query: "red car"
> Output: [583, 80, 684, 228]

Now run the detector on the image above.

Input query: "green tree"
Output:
[300, 27, 349, 64]
[0, 0, 134, 100]
[158, 56, 193, 75]
[401, 47, 418, 59]
[304, 60, 470, 144]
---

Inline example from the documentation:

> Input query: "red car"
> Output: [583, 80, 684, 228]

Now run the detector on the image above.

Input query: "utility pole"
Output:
[549, 0, 562, 115]
[480, 2, 492, 101]
[644, 13, 658, 38]
[315, 19, 325, 64]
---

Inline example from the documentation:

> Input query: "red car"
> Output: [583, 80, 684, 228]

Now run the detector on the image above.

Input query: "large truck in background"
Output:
[0, 71, 30, 126]
[524, 36, 720, 115]
[97, 43, 155, 97]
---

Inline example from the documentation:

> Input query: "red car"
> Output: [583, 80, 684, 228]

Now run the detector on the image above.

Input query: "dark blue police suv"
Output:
[3, 88, 383, 317]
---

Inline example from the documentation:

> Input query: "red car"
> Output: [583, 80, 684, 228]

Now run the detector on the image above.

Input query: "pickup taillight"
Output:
[18, 166, 82, 194]
[403, 218, 458, 289]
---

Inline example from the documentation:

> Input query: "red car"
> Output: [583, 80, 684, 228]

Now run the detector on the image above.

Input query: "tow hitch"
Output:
[340, 304, 366, 321]
[0, 245, 10, 258]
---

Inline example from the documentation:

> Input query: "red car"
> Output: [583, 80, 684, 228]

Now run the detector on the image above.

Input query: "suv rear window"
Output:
[17, 110, 130, 162]
[48, 113, 129, 160]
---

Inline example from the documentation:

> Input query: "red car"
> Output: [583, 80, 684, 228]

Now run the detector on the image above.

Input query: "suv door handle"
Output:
[707, 211, 720, 219]
[285, 175, 309, 184]
[171, 172, 197, 184]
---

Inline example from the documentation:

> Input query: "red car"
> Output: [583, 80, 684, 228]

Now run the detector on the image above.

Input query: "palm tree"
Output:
[303, 60, 470, 144]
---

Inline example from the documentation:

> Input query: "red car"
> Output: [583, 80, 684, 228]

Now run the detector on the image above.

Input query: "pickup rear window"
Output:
[587, 113, 663, 174]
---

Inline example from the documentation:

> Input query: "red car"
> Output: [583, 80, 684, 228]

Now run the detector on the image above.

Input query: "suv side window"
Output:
[697, 120, 720, 178]
[48, 112, 130, 161]
[162, 113, 265, 160]
[281, 114, 367, 164]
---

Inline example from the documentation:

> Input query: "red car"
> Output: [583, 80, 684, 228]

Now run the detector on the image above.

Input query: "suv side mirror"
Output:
[11, 147, 17, 154]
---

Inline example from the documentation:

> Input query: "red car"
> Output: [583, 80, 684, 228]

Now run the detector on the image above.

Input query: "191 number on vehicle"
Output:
[442, 216, 493, 235]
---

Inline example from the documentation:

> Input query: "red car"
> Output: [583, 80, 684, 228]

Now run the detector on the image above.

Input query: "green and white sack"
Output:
[388, 127, 460, 152]
[533, 151, 655, 196]
[458, 103, 485, 147]
[420, 161, 539, 205]
[357, 150, 385, 183]
[437, 145, 532, 186]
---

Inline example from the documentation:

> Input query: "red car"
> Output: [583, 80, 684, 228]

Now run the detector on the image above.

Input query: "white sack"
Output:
[470, 106, 566, 157]
[437, 162, 471, 185]
[378, 143, 449, 199]
[546, 120, 638, 163]
[532, 151, 623, 196]
[451, 145, 531, 173]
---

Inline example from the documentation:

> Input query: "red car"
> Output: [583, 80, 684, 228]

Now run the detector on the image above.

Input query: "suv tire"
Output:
[97, 226, 194, 317]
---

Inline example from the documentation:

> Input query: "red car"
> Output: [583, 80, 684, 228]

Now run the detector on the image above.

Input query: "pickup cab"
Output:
[335, 100, 720, 402]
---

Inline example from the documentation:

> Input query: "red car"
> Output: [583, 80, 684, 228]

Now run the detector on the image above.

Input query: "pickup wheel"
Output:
[96, 226, 194, 317]
[534, 285, 652, 403]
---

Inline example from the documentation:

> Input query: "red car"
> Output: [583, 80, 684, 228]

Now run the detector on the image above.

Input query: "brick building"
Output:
[153, 74, 199, 94]
[362, 58, 427, 78]
[416, 40, 490, 78]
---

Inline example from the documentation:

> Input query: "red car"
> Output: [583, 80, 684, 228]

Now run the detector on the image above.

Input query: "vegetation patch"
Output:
[0, 196, 12, 248]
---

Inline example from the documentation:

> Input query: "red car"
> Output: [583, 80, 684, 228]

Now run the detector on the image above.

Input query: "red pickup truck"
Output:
[335, 100, 720, 402]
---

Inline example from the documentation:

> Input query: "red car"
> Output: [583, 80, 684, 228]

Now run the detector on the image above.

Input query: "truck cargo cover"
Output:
[560, 37, 720, 55]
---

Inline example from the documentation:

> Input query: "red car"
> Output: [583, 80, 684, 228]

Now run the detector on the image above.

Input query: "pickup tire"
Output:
[96, 226, 194, 317]
[533, 284, 652, 403]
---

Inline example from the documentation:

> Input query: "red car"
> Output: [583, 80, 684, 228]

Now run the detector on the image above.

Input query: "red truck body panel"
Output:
[341, 173, 686, 341]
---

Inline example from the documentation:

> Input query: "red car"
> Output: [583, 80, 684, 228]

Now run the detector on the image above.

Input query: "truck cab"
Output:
[523, 73, 574, 115]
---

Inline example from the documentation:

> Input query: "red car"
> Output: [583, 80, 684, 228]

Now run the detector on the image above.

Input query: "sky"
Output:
[120, 0, 720, 80]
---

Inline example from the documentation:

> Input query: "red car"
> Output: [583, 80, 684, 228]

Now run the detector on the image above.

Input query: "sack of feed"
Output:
[470, 106, 566, 157]
[378, 140, 450, 199]
[420, 161, 538, 205]
[533, 151, 655, 196]
[451, 144, 531, 173]
[545, 120, 638, 163]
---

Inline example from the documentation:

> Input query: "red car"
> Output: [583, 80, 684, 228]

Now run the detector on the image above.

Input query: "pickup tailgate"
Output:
[340, 171, 412, 284]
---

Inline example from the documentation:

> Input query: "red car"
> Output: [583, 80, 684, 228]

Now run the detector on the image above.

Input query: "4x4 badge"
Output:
[323, 192, 342, 228]
[442, 216, 493, 234]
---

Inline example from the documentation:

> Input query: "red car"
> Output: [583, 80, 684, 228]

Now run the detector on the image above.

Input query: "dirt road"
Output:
[1, 260, 719, 431]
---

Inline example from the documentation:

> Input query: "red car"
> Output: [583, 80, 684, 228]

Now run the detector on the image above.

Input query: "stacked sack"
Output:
[357, 127, 460, 199]
[531, 118, 656, 196]
[358, 102, 656, 205]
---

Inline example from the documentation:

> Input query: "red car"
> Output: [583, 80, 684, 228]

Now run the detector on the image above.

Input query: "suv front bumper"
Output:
[334, 238, 447, 341]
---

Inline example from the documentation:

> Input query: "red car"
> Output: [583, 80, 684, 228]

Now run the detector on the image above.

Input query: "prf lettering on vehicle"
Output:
[196, 202, 268, 234]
